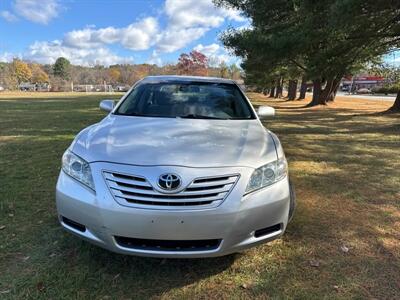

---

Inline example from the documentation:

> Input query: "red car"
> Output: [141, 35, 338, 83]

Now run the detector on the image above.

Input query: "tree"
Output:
[216, 0, 400, 107]
[298, 76, 308, 100]
[190, 51, 208, 76]
[287, 80, 297, 100]
[229, 64, 242, 81]
[107, 68, 121, 84]
[53, 57, 71, 79]
[12, 59, 32, 84]
[371, 63, 400, 112]
[177, 51, 208, 76]
[31, 64, 49, 83]
[219, 62, 229, 78]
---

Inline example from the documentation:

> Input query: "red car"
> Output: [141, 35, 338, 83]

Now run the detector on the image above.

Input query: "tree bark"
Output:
[389, 90, 400, 112]
[308, 79, 322, 106]
[327, 78, 341, 102]
[319, 78, 334, 104]
[298, 76, 307, 100]
[275, 77, 283, 98]
[308, 76, 343, 106]
[269, 86, 275, 98]
[288, 79, 297, 100]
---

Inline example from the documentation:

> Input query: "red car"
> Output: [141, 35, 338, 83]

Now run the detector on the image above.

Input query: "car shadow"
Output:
[58, 236, 238, 298]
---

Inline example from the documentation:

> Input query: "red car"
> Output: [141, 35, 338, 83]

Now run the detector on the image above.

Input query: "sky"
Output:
[0, 0, 249, 67]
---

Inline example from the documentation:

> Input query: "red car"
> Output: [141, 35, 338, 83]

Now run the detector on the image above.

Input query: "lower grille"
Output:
[254, 223, 282, 238]
[62, 216, 86, 232]
[103, 171, 239, 210]
[114, 236, 221, 252]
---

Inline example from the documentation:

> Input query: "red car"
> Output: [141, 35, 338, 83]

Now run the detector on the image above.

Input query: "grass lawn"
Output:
[0, 92, 399, 299]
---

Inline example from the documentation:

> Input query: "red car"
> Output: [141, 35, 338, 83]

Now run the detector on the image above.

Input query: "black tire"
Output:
[288, 180, 296, 222]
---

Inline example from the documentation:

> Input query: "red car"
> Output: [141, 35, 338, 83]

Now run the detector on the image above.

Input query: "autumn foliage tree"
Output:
[177, 51, 208, 76]
[12, 59, 32, 84]
[107, 67, 121, 84]
[31, 64, 49, 83]
[0, 52, 241, 90]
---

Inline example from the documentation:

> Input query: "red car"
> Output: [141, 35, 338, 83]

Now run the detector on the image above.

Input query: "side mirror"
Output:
[257, 106, 275, 119]
[100, 99, 115, 112]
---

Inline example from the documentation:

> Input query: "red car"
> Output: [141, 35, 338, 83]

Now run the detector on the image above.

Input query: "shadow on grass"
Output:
[56, 236, 237, 298]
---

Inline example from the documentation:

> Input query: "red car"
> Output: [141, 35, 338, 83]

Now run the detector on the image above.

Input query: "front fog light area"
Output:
[245, 157, 288, 194]
[62, 149, 95, 190]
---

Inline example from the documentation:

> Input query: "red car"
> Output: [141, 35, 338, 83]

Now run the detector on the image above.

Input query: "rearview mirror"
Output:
[257, 106, 275, 119]
[100, 100, 115, 112]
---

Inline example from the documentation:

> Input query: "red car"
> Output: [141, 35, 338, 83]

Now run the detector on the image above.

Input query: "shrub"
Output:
[371, 84, 399, 94]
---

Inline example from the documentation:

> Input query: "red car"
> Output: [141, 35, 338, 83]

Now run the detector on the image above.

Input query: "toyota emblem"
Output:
[158, 173, 181, 191]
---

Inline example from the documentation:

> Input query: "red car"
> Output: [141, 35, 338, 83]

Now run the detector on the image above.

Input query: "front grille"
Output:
[103, 171, 239, 209]
[114, 236, 221, 252]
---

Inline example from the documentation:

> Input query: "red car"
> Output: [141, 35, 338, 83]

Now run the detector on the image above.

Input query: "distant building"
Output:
[341, 75, 385, 92]
[19, 82, 50, 91]
[19, 82, 36, 91]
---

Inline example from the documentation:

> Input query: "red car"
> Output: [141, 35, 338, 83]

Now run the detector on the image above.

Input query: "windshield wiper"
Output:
[178, 114, 229, 120]
[114, 112, 175, 118]
[114, 112, 147, 117]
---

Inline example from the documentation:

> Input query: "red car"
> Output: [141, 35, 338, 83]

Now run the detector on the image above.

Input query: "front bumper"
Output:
[56, 162, 291, 258]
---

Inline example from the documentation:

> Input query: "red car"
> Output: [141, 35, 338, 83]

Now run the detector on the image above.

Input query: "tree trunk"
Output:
[308, 79, 322, 106]
[288, 79, 297, 100]
[389, 90, 400, 112]
[275, 78, 283, 98]
[319, 78, 334, 104]
[298, 77, 307, 100]
[269, 86, 275, 98]
[309, 77, 341, 106]
[327, 78, 341, 102]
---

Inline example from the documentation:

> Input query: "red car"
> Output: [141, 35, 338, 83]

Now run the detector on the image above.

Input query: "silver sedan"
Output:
[56, 75, 295, 258]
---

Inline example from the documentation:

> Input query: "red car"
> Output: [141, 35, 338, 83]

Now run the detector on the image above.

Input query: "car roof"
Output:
[140, 75, 236, 85]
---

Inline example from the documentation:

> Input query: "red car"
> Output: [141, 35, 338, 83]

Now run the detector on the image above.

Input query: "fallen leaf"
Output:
[0, 225, 5, 230]
[340, 245, 349, 253]
[8, 214, 14, 217]
[241, 282, 254, 289]
[112, 274, 120, 280]
[333, 285, 339, 291]
[309, 259, 320, 267]
[22, 256, 30, 262]
[49, 253, 57, 258]
[0, 290, 10, 294]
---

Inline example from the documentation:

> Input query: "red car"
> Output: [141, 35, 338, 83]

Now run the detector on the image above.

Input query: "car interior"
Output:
[117, 83, 253, 119]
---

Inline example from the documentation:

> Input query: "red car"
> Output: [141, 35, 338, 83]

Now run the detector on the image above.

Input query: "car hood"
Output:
[72, 114, 277, 168]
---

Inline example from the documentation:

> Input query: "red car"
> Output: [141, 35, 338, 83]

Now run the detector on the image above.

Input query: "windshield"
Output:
[115, 82, 255, 120]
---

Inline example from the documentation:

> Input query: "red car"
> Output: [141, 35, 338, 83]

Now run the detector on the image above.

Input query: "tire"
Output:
[288, 180, 296, 222]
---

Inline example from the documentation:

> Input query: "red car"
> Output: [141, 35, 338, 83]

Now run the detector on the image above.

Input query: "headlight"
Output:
[62, 149, 95, 191]
[245, 157, 288, 194]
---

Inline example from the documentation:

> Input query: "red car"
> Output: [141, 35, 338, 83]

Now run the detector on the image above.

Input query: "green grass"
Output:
[1, 92, 399, 299]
